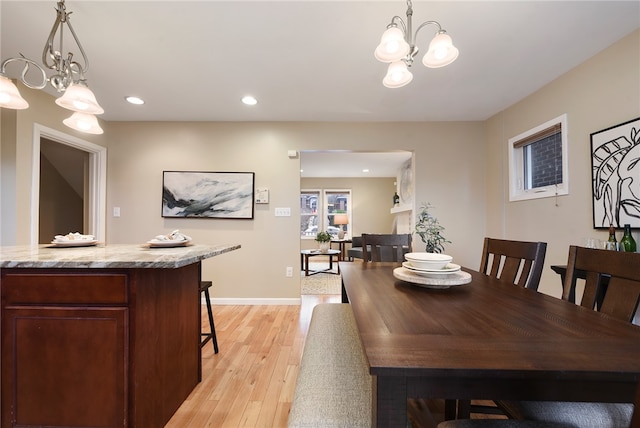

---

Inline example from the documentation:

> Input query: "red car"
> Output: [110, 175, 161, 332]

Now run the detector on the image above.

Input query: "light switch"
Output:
[274, 207, 291, 217]
[113, 207, 121, 217]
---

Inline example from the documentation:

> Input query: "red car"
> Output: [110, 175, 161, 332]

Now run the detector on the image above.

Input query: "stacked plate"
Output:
[147, 230, 192, 247]
[402, 252, 460, 277]
[51, 232, 98, 247]
[394, 252, 471, 289]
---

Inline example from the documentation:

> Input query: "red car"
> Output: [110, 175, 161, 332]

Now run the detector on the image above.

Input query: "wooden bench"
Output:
[288, 303, 372, 428]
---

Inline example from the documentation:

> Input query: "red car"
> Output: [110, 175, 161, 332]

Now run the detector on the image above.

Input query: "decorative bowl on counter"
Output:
[404, 252, 453, 270]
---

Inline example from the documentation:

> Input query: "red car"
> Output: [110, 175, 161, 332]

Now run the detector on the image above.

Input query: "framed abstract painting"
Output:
[590, 117, 640, 229]
[162, 171, 255, 219]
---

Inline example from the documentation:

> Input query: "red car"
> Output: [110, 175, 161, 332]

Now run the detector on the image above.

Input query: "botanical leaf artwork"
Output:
[591, 119, 640, 228]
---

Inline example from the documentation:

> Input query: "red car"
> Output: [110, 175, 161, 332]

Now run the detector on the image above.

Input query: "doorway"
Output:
[30, 124, 107, 245]
[39, 139, 89, 243]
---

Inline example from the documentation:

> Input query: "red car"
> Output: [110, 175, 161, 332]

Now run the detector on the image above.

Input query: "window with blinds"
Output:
[508, 114, 569, 202]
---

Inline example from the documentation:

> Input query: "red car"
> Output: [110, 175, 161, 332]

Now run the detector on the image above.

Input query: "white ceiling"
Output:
[1, 1, 638, 124]
[300, 150, 412, 177]
[1, 1, 638, 177]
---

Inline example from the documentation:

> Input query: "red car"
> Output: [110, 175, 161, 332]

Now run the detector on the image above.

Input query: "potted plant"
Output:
[315, 230, 332, 253]
[414, 202, 450, 253]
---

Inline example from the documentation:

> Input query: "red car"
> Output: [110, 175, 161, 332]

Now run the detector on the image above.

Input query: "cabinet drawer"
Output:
[1, 271, 128, 305]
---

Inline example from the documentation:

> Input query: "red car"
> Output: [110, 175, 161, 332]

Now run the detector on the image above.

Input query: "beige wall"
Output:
[484, 29, 640, 298]
[2, 30, 637, 302]
[300, 176, 397, 252]
[0, 83, 108, 246]
[105, 121, 485, 302]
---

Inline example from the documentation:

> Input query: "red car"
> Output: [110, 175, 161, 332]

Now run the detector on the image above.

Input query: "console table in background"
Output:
[0, 243, 240, 428]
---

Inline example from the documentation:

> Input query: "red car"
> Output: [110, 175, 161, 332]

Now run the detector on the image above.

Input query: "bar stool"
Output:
[199, 281, 219, 354]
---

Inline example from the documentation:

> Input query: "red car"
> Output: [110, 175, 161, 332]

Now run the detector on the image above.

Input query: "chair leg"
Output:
[203, 288, 219, 354]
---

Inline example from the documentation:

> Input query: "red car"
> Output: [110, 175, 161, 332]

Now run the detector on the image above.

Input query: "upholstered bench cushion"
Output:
[288, 303, 372, 428]
[498, 401, 633, 428]
[438, 420, 574, 428]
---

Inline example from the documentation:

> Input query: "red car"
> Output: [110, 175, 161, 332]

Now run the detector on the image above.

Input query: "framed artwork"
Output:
[162, 171, 255, 219]
[590, 117, 640, 229]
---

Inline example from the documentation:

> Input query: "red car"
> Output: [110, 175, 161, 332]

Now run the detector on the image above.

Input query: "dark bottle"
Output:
[620, 224, 637, 253]
[393, 192, 400, 206]
[608, 224, 617, 243]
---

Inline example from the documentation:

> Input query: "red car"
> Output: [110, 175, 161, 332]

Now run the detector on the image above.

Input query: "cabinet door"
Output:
[2, 306, 128, 428]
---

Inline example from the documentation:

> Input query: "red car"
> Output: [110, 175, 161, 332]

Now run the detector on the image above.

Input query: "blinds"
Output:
[513, 123, 562, 149]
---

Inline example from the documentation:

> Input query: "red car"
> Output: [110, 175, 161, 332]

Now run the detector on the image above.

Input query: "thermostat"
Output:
[255, 187, 269, 204]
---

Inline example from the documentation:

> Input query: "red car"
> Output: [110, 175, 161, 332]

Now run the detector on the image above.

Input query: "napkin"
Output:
[151, 230, 191, 242]
[53, 232, 95, 242]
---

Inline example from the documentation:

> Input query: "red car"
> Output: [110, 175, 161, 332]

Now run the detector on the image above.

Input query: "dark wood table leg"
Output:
[373, 376, 408, 427]
[456, 399, 471, 419]
[444, 399, 458, 421]
[341, 280, 349, 303]
[305, 254, 310, 276]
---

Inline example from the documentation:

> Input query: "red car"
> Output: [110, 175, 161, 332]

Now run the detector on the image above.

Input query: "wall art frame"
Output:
[590, 117, 640, 229]
[162, 171, 255, 219]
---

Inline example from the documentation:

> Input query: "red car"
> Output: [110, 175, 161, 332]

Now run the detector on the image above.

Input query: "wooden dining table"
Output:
[340, 262, 640, 427]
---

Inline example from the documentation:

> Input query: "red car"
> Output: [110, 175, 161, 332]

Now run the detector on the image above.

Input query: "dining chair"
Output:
[361, 233, 412, 263]
[456, 238, 548, 418]
[496, 246, 640, 427]
[439, 379, 640, 428]
[479, 237, 547, 290]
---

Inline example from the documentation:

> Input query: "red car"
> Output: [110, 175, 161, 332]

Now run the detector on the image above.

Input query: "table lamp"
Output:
[334, 214, 349, 239]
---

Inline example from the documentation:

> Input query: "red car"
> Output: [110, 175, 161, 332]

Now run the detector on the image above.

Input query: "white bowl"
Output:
[404, 252, 453, 270]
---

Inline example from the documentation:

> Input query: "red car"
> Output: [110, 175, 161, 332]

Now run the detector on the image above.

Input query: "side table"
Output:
[300, 249, 341, 276]
[330, 239, 352, 261]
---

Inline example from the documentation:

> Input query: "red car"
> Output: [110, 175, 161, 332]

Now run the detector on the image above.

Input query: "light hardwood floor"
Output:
[166, 294, 501, 427]
[165, 294, 341, 428]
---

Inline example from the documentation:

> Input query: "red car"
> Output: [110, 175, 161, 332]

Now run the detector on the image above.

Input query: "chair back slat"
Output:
[362, 234, 412, 263]
[480, 238, 547, 290]
[600, 277, 640, 322]
[577, 271, 603, 310]
[563, 245, 640, 323]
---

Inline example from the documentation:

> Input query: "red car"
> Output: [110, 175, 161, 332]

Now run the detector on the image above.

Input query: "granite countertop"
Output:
[0, 243, 241, 269]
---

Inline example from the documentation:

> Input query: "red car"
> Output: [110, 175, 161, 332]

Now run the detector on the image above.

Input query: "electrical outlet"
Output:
[286, 266, 293, 277]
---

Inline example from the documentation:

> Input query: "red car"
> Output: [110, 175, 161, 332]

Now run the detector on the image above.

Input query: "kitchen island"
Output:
[0, 243, 240, 428]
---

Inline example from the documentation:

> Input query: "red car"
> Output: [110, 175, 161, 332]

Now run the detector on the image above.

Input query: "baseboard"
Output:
[206, 297, 301, 305]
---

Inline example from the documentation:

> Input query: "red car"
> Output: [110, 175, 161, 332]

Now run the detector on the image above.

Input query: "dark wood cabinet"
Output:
[1, 263, 201, 428]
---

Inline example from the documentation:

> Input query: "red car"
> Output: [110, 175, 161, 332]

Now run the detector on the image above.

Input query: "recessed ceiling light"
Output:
[362, 169, 370, 173]
[125, 96, 144, 105]
[242, 95, 258, 106]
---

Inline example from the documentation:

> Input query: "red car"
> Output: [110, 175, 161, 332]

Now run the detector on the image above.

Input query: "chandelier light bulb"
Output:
[423, 32, 459, 68]
[0, 75, 29, 109]
[376, 2, 460, 88]
[382, 61, 413, 88]
[375, 27, 410, 63]
[55, 82, 104, 114]
[63, 111, 104, 134]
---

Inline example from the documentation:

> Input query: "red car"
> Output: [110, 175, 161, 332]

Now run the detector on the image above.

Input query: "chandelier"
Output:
[0, 0, 104, 134]
[375, 0, 459, 88]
